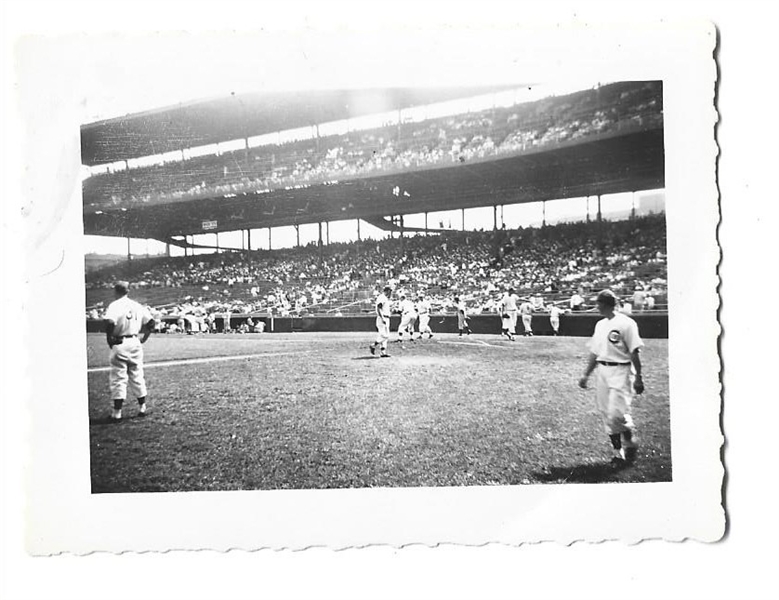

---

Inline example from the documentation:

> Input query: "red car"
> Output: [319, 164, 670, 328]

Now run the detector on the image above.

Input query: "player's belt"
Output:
[120, 334, 138, 338]
[597, 361, 630, 366]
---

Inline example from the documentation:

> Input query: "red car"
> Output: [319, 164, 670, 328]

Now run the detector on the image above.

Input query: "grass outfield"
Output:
[87, 332, 671, 492]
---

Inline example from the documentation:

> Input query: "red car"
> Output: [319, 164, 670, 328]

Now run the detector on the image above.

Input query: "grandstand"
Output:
[82, 80, 666, 333]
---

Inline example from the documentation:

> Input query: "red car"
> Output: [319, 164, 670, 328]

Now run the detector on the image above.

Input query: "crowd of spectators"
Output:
[86, 214, 668, 323]
[84, 82, 662, 208]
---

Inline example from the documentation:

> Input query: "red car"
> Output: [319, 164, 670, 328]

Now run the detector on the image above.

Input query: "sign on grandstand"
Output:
[202, 220, 218, 231]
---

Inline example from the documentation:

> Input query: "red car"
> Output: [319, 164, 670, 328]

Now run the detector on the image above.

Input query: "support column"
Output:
[424, 212, 428, 235]
[166, 242, 171, 257]
[127, 237, 131, 262]
[326, 221, 330, 245]
[318, 222, 323, 246]
[586, 197, 591, 222]
[493, 205, 498, 230]
[295, 224, 300, 247]
[215, 232, 220, 254]
[184, 236, 188, 257]
[461, 208, 466, 231]
[631, 191, 637, 219]
[597, 195, 602, 222]
[357, 219, 361, 242]
[268, 227, 272, 251]
[247, 228, 252, 251]
[542, 201, 546, 228]
[500, 205, 505, 228]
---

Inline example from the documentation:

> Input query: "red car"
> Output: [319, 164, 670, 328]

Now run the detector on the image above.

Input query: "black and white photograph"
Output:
[12, 8, 763, 590]
[82, 80, 670, 493]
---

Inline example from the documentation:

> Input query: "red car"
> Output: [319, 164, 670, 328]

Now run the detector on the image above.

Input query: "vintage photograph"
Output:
[82, 80, 670, 492]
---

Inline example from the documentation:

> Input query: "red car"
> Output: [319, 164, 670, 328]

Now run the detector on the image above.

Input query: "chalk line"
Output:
[87, 350, 313, 373]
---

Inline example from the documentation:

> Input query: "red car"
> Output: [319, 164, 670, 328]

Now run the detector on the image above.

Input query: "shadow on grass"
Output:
[532, 460, 629, 484]
[89, 413, 148, 425]
[352, 355, 386, 360]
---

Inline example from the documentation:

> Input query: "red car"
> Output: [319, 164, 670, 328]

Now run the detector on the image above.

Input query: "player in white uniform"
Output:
[455, 296, 471, 336]
[498, 288, 519, 340]
[519, 299, 534, 336]
[369, 286, 392, 358]
[416, 295, 433, 339]
[103, 281, 155, 421]
[578, 290, 645, 464]
[397, 294, 417, 343]
[548, 304, 563, 335]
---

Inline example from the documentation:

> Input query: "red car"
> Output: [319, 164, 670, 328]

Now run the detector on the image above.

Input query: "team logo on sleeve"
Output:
[608, 329, 622, 344]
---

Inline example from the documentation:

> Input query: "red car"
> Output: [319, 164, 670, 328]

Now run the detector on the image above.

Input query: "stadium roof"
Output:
[80, 85, 523, 166]
[83, 128, 665, 241]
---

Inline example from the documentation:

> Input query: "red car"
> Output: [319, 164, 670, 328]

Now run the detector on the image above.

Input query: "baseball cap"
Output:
[114, 281, 130, 294]
[596, 289, 617, 307]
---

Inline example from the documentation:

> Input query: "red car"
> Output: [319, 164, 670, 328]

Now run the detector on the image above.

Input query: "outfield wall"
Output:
[87, 313, 668, 338]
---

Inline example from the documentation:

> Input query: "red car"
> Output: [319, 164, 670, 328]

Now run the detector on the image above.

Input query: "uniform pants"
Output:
[109, 338, 147, 401]
[507, 310, 518, 334]
[457, 313, 469, 330]
[550, 316, 560, 332]
[399, 313, 415, 335]
[595, 364, 635, 435]
[522, 314, 532, 333]
[419, 314, 431, 334]
[375, 316, 390, 349]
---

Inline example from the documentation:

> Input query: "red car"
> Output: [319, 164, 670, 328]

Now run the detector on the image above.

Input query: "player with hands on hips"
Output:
[103, 281, 155, 421]
[369, 286, 392, 358]
[578, 289, 645, 464]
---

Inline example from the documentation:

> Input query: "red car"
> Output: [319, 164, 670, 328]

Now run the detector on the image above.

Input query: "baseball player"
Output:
[498, 288, 519, 340]
[103, 281, 155, 421]
[578, 289, 645, 464]
[369, 286, 392, 357]
[455, 296, 472, 336]
[548, 303, 563, 335]
[519, 298, 534, 336]
[397, 293, 417, 343]
[416, 295, 433, 339]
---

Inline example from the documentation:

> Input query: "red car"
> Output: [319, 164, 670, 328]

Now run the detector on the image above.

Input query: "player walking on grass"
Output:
[578, 289, 645, 465]
[548, 303, 563, 335]
[498, 288, 519, 340]
[519, 298, 534, 336]
[397, 293, 417, 343]
[416, 295, 433, 339]
[455, 296, 472, 336]
[369, 286, 392, 357]
[104, 281, 155, 421]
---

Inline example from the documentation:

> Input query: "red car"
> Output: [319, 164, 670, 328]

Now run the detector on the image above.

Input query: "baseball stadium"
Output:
[83, 81, 671, 492]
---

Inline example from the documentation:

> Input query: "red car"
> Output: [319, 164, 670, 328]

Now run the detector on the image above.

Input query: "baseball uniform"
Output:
[548, 305, 562, 335]
[519, 301, 534, 336]
[104, 295, 153, 407]
[369, 290, 392, 356]
[398, 297, 417, 341]
[588, 312, 644, 437]
[416, 298, 433, 338]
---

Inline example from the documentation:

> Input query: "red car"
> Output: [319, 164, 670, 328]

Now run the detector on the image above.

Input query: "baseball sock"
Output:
[137, 396, 146, 406]
[622, 429, 634, 446]
[113, 399, 124, 410]
[609, 433, 622, 450]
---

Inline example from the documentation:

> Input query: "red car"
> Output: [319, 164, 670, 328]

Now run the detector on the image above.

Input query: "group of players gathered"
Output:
[368, 286, 566, 358]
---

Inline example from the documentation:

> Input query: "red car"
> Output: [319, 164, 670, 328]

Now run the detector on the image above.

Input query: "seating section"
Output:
[85, 214, 668, 320]
[83, 82, 662, 208]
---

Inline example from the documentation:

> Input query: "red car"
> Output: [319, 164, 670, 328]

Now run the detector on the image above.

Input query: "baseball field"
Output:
[86, 331, 672, 492]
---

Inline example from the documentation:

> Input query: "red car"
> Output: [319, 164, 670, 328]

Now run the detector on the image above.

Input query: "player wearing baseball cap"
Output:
[103, 281, 155, 420]
[578, 289, 645, 464]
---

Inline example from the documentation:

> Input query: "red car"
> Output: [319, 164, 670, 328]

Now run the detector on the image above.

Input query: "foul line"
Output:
[87, 351, 313, 373]
[438, 340, 507, 349]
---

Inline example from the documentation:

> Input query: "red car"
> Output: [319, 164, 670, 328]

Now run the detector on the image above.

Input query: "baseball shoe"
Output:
[623, 445, 638, 464]
[380, 353, 391, 358]
[369, 344, 376, 355]
[110, 408, 122, 421]
[138, 403, 147, 416]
